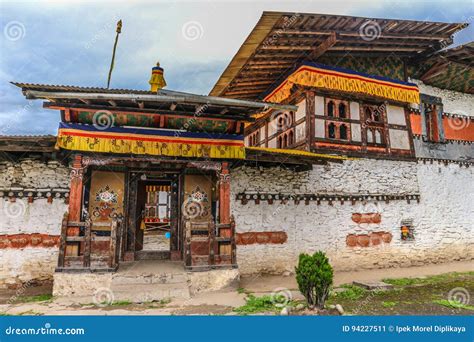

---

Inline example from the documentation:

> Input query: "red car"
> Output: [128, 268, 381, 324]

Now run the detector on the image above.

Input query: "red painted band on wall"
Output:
[236, 231, 287, 245]
[352, 213, 382, 224]
[346, 232, 392, 247]
[0, 234, 60, 249]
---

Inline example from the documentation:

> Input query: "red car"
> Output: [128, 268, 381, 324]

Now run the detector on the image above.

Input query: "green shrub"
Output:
[295, 251, 334, 308]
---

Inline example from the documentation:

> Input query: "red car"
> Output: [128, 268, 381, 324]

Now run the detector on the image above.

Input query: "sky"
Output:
[0, 0, 472, 135]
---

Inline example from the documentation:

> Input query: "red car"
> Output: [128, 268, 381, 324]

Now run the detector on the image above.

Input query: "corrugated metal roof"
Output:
[11, 82, 155, 95]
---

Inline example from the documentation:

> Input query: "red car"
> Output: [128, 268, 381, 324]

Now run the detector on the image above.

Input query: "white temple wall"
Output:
[0, 159, 69, 288]
[231, 160, 474, 275]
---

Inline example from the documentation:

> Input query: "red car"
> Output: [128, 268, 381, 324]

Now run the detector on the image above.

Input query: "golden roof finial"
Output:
[149, 61, 166, 92]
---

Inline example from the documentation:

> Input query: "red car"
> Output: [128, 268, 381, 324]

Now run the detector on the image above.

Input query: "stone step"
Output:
[112, 272, 188, 285]
[135, 250, 170, 260]
[111, 282, 190, 301]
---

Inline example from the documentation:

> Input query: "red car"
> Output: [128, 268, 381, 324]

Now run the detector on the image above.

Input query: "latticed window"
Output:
[277, 129, 295, 148]
[274, 110, 295, 149]
[324, 98, 351, 141]
[247, 130, 260, 147]
[362, 104, 386, 146]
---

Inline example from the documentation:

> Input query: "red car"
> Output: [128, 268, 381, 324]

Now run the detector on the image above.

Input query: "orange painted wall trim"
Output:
[0, 234, 60, 249]
[410, 113, 474, 142]
[442, 116, 474, 141]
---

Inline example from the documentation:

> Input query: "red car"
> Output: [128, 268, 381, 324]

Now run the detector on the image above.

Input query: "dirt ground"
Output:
[0, 261, 472, 316]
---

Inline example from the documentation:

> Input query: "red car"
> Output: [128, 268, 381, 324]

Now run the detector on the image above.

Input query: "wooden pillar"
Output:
[219, 162, 231, 224]
[305, 91, 316, 151]
[68, 154, 84, 222]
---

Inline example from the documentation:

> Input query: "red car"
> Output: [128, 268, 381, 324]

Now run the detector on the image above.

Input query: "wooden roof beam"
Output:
[275, 29, 452, 40]
[246, 64, 292, 70]
[232, 80, 274, 86]
[330, 46, 422, 52]
[420, 61, 449, 82]
[247, 60, 296, 66]
[224, 89, 264, 96]
[306, 32, 338, 60]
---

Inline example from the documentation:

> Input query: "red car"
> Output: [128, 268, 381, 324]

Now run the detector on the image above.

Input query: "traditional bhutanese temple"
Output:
[0, 12, 473, 299]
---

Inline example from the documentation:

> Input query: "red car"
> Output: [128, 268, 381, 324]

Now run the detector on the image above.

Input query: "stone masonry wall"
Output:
[231, 160, 474, 275]
[411, 79, 474, 117]
[0, 158, 69, 288]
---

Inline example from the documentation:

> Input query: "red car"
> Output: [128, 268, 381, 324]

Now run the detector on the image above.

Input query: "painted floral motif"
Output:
[93, 185, 119, 220]
[190, 186, 208, 203]
[95, 185, 118, 203]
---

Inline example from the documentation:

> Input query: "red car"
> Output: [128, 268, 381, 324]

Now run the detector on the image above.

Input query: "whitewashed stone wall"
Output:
[231, 160, 474, 275]
[0, 159, 69, 189]
[0, 159, 69, 288]
[411, 79, 474, 116]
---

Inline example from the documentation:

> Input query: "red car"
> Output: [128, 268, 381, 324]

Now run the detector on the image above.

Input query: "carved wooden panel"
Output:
[88, 171, 125, 231]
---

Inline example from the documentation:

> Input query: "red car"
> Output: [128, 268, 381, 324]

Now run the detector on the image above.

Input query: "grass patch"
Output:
[383, 272, 474, 287]
[237, 287, 251, 295]
[234, 294, 287, 314]
[159, 298, 171, 305]
[111, 300, 132, 306]
[432, 299, 474, 311]
[146, 298, 172, 308]
[382, 278, 419, 287]
[15, 294, 53, 303]
[332, 285, 367, 301]
[382, 301, 397, 308]
[17, 310, 43, 316]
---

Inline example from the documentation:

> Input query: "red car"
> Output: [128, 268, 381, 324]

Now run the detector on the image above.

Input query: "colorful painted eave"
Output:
[56, 123, 245, 159]
[264, 62, 420, 105]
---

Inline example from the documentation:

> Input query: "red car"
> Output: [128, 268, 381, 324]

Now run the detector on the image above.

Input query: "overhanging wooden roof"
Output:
[210, 11, 468, 100]
[11, 82, 297, 122]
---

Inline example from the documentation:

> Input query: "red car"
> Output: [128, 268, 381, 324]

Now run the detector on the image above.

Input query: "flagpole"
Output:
[107, 20, 122, 89]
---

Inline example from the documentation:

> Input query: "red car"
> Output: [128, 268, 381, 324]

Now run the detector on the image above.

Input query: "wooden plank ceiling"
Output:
[417, 43, 474, 94]
[210, 11, 468, 100]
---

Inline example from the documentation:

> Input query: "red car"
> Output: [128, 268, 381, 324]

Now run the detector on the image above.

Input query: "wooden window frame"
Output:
[361, 103, 388, 147]
[324, 97, 351, 141]
[275, 111, 296, 149]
